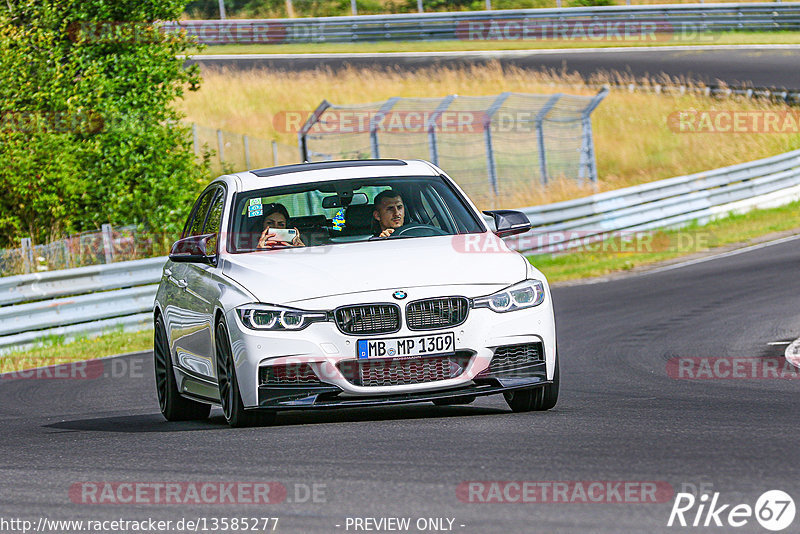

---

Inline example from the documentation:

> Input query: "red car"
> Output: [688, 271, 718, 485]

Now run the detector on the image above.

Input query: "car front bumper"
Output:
[224, 285, 557, 409]
[254, 364, 549, 409]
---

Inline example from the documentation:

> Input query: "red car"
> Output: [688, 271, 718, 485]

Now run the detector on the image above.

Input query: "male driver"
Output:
[373, 190, 405, 238]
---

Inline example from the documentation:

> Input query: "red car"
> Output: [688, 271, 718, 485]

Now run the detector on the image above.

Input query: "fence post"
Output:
[192, 123, 199, 156]
[483, 92, 511, 198]
[535, 93, 562, 185]
[370, 97, 400, 159]
[216, 129, 225, 164]
[101, 224, 115, 264]
[485, 0, 491, 9]
[298, 100, 332, 162]
[351, 0, 357, 15]
[218, 0, 226, 19]
[20, 238, 32, 274]
[272, 140, 279, 166]
[578, 88, 609, 184]
[426, 95, 456, 166]
[417, 0, 423, 12]
[62, 240, 71, 269]
[243, 134, 251, 169]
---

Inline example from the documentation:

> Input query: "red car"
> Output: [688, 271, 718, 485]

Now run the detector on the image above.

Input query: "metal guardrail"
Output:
[168, 3, 800, 45]
[0, 257, 166, 306]
[0, 257, 166, 354]
[511, 148, 800, 253]
[1, 147, 800, 353]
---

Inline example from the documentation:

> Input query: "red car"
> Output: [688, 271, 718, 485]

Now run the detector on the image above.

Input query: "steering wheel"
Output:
[389, 223, 447, 238]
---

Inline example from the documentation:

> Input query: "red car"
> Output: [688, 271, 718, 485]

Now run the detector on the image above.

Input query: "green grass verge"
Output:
[530, 200, 800, 282]
[193, 31, 800, 55]
[0, 329, 153, 373]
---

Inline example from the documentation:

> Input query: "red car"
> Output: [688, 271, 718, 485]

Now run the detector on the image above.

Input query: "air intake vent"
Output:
[338, 353, 471, 387]
[259, 363, 321, 385]
[478, 342, 544, 378]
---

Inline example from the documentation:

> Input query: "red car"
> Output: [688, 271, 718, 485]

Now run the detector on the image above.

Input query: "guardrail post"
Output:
[417, 0, 423, 12]
[20, 238, 32, 274]
[216, 129, 225, 164]
[272, 140, 279, 166]
[101, 224, 115, 264]
[351, 0, 357, 15]
[535, 93, 562, 185]
[370, 97, 399, 159]
[483, 92, 511, 198]
[298, 100, 332, 162]
[579, 88, 609, 184]
[192, 123, 199, 156]
[427, 95, 456, 166]
[243, 134, 251, 169]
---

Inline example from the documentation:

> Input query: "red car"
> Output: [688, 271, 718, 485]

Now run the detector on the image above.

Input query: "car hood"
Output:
[221, 233, 528, 305]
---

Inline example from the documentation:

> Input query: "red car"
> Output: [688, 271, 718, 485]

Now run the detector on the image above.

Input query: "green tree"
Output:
[0, 0, 209, 247]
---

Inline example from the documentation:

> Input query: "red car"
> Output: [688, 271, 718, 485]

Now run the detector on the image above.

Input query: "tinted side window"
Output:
[186, 190, 213, 238]
[203, 189, 225, 254]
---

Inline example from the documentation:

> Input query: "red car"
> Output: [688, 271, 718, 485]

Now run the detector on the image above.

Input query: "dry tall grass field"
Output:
[179, 64, 800, 206]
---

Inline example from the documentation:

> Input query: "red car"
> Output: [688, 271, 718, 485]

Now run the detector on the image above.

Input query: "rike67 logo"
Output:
[668, 490, 795, 531]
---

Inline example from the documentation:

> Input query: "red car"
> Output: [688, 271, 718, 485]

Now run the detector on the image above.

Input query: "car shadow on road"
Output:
[43, 413, 225, 433]
[43, 404, 509, 433]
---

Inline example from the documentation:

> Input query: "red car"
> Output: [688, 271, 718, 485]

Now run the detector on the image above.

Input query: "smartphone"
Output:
[264, 228, 297, 242]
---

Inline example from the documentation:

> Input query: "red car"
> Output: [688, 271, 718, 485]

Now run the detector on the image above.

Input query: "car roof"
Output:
[227, 159, 441, 192]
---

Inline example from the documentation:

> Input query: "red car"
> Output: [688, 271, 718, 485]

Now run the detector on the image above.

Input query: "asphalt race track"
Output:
[188, 46, 800, 90]
[1, 235, 798, 533]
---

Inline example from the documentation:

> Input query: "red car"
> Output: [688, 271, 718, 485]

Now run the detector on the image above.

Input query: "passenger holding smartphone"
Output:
[257, 203, 305, 248]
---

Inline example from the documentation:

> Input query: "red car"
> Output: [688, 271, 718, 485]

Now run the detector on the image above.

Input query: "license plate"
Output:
[357, 332, 455, 359]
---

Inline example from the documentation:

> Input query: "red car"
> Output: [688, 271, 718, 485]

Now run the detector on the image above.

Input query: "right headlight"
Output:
[236, 304, 329, 331]
[473, 279, 545, 313]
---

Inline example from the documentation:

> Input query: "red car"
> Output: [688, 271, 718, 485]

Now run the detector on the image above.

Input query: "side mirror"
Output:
[483, 210, 531, 238]
[169, 233, 216, 264]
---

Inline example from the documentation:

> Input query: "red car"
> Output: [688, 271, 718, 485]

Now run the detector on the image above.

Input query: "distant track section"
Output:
[187, 46, 800, 90]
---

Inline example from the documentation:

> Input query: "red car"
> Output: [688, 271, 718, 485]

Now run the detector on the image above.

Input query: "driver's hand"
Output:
[291, 227, 305, 247]
[378, 228, 395, 238]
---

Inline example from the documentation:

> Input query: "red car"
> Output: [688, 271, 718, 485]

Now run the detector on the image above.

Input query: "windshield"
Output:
[228, 175, 484, 252]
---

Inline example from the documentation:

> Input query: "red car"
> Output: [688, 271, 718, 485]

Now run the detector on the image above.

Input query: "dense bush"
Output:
[0, 1, 209, 248]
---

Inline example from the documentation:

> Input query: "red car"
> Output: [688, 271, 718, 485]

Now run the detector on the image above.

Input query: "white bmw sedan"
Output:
[153, 159, 558, 427]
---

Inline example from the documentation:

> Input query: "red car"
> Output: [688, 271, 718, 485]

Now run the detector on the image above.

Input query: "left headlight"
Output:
[236, 304, 329, 331]
[473, 279, 546, 313]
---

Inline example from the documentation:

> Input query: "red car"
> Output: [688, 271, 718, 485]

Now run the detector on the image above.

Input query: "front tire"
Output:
[154, 315, 211, 421]
[504, 353, 559, 412]
[216, 319, 276, 428]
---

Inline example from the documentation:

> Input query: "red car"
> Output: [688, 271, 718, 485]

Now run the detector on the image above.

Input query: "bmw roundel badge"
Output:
[393, 290, 407, 300]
